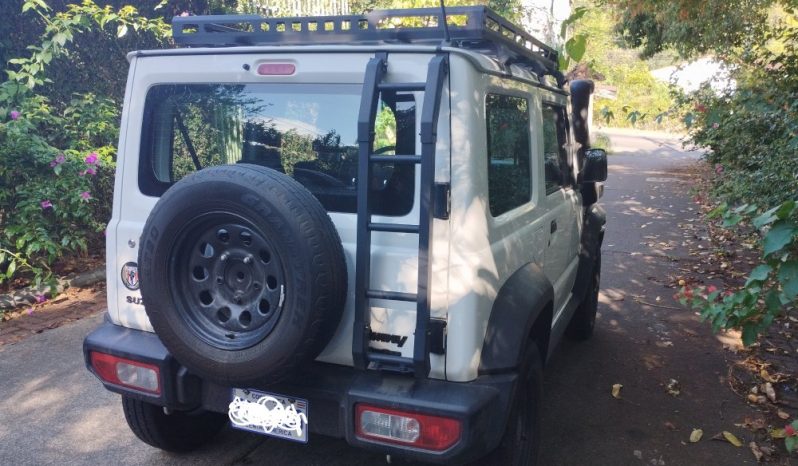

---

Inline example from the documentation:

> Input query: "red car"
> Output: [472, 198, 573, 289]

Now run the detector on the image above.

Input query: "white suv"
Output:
[83, 7, 607, 465]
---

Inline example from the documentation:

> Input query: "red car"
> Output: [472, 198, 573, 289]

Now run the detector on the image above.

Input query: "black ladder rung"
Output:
[366, 290, 418, 302]
[368, 222, 419, 233]
[377, 82, 425, 92]
[369, 154, 422, 164]
[368, 352, 414, 371]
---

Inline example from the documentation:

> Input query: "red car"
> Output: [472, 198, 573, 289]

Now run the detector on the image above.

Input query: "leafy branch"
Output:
[8, 0, 171, 89]
[678, 200, 798, 346]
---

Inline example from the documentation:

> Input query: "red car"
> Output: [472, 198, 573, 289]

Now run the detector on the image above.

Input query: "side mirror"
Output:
[581, 148, 607, 183]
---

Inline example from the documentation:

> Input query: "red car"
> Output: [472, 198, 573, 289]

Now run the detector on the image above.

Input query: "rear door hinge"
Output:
[433, 182, 450, 220]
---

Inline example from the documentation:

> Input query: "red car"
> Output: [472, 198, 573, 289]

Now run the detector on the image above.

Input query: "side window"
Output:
[543, 104, 570, 194]
[486, 94, 531, 216]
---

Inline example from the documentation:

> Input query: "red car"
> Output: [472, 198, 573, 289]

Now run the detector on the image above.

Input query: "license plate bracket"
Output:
[228, 388, 309, 443]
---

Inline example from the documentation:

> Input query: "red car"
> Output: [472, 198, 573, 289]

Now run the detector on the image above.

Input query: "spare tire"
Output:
[138, 164, 347, 384]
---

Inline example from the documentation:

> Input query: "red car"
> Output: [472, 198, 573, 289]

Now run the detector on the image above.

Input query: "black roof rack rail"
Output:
[172, 6, 560, 84]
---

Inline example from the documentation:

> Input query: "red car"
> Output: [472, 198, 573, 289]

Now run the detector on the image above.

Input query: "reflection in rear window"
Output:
[139, 84, 416, 216]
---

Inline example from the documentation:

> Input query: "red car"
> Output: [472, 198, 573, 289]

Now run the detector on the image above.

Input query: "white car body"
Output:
[106, 45, 582, 384]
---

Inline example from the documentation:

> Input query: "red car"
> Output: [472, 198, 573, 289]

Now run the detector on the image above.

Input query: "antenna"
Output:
[439, 0, 451, 44]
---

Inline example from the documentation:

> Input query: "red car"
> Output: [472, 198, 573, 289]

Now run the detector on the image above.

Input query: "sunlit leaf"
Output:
[723, 431, 743, 447]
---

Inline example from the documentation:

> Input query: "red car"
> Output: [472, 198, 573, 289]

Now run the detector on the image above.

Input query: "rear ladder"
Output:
[352, 53, 449, 377]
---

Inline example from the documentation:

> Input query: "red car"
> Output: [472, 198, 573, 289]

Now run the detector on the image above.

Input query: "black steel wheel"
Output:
[139, 164, 347, 384]
[171, 214, 287, 350]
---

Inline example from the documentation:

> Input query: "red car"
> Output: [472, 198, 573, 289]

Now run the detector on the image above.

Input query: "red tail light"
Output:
[355, 404, 461, 451]
[90, 352, 161, 395]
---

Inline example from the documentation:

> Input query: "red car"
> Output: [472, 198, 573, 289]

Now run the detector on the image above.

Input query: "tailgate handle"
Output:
[550, 220, 558, 234]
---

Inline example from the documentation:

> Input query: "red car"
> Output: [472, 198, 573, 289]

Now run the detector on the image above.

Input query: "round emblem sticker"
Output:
[121, 262, 140, 290]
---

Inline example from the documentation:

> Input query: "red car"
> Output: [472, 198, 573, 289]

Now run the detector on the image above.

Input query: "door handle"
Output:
[550, 220, 558, 234]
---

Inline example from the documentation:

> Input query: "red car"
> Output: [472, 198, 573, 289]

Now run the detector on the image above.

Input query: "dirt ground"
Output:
[0, 283, 106, 346]
[674, 164, 798, 463]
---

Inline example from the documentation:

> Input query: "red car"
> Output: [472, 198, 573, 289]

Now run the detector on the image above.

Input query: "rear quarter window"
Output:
[485, 93, 531, 216]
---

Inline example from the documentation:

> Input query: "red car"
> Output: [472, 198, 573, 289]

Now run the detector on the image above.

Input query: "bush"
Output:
[0, 1, 168, 288]
[679, 201, 797, 346]
[675, 10, 798, 345]
[0, 93, 115, 285]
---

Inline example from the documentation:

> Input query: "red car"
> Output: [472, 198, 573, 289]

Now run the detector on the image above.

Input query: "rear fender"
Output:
[478, 263, 553, 374]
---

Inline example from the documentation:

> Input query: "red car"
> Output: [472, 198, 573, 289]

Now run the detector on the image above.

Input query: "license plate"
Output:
[229, 388, 309, 443]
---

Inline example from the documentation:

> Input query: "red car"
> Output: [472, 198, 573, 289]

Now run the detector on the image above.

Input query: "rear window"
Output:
[138, 84, 416, 216]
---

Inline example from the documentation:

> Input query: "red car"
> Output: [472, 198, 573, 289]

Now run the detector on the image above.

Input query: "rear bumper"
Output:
[83, 319, 518, 464]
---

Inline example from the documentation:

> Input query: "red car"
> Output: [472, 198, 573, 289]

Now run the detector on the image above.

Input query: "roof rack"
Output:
[172, 6, 561, 84]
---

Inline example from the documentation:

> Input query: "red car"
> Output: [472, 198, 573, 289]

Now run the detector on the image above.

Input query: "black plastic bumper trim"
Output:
[83, 320, 517, 464]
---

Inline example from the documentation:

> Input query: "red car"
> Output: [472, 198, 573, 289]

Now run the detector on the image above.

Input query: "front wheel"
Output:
[483, 344, 543, 465]
[122, 396, 226, 452]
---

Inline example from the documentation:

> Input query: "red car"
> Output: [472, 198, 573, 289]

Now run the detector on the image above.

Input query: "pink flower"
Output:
[26, 307, 34, 315]
[180, 11, 189, 16]
[786, 424, 796, 437]
[84, 152, 99, 165]
[79, 191, 92, 201]
[9, 110, 20, 120]
[40, 199, 53, 209]
[81, 167, 97, 176]
[34, 294, 46, 304]
[50, 153, 66, 168]
[712, 122, 719, 129]
[706, 285, 718, 293]
[715, 164, 724, 175]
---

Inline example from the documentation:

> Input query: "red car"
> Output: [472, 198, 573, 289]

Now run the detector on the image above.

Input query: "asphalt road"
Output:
[0, 129, 757, 465]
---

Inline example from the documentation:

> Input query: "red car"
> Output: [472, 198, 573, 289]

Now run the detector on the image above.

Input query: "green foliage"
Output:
[569, 2, 677, 130]
[609, 0, 774, 59]
[787, 420, 798, 452]
[348, 0, 525, 22]
[0, 102, 105, 287]
[8, 1, 170, 90]
[0, 1, 169, 287]
[681, 6, 798, 209]
[678, 201, 797, 346]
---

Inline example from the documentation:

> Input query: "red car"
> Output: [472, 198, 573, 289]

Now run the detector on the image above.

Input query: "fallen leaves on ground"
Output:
[736, 417, 767, 431]
[770, 428, 786, 439]
[665, 378, 681, 397]
[612, 384, 623, 399]
[763, 382, 777, 403]
[722, 431, 744, 447]
[664, 421, 677, 431]
[689, 428, 703, 443]
[749, 441, 764, 462]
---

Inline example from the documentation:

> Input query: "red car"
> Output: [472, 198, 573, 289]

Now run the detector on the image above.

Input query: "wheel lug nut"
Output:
[253, 282, 260, 290]
[216, 276, 224, 284]
[243, 255, 252, 265]
[220, 252, 230, 262]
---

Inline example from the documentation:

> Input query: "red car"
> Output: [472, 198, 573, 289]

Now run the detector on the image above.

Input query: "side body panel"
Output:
[106, 57, 138, 325]
[445, 56, 553, 382]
